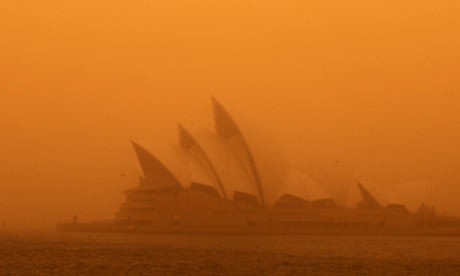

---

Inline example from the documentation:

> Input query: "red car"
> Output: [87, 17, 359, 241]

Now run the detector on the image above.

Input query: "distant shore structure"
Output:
[58, 97, 456, 234]
[122, 97, 334, 210]
[115, 98, 432, 224]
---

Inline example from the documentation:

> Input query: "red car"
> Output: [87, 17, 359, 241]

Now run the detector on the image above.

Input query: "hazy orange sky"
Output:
[1, 1, 459, 228]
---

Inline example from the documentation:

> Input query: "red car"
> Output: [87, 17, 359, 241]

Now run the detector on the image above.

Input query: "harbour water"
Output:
[1, 231, 460, 275]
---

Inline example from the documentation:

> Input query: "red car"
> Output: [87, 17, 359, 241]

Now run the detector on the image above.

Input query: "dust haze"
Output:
[1, 0, 459, 228]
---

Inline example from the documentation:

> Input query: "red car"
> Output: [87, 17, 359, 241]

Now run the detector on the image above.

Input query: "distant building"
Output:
[117, 98, 334, 223]
[116, 98, 433, 229]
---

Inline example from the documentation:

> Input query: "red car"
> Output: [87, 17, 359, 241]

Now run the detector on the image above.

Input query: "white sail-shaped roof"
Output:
[301, 172, 332, 202]
[346, 180, 388, 208]
[275, 169, 332, 204]
[178, 124, 224, 197]
[131, 140, 189, 188]
[212, 97, 289, 206]
[310, 163, 357, 206]
[346, 180, 434, 212]
[179, 123, 259, 203]
[388, 181, 434, 212]
[278, 170, 310, 202]
[186, 146, 222, 196]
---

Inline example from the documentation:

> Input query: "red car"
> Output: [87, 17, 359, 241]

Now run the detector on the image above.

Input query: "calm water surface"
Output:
[1, 231, 460, 275]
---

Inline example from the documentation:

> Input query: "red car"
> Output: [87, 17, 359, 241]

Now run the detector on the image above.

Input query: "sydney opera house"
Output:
[109, 98, 446, 233]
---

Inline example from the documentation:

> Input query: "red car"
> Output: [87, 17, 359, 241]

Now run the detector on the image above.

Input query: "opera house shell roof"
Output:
[347, 180, 434, 213]
[127, 98, 333, 208]
[123, 97, 434, 217]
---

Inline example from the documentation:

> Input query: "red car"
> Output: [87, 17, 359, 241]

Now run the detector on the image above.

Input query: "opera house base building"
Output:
[58, 98, 460, 235]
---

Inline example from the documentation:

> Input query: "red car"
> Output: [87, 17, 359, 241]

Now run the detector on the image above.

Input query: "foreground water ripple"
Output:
[1, 231, 460, 275]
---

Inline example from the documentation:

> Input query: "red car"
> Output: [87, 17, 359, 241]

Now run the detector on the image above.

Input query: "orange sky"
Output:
[1, 1, 459, 228]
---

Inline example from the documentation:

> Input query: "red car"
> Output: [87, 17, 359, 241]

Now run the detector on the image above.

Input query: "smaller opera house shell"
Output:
[117, 98, 334, 224]
[347, 180, 434, 214]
